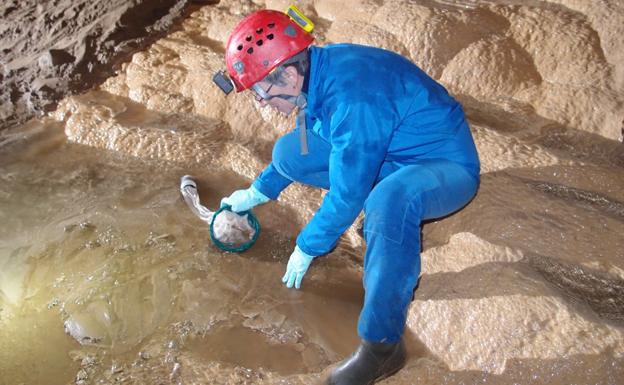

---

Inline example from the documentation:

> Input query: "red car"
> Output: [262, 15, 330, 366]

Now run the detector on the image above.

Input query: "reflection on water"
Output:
[186, 325, 316, 374]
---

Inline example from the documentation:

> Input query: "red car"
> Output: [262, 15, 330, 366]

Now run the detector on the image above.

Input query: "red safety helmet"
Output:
[225, 10, 314, 92]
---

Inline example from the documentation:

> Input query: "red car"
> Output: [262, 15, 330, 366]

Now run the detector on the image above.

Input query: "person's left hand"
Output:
[282, 246, 315, 289]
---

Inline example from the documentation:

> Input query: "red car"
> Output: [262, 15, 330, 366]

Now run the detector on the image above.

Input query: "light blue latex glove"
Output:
[282, 245, 315, 289]
[220, 185, 270, 213]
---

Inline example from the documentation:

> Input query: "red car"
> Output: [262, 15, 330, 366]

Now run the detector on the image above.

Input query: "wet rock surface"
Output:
[1, 1, 624, 385]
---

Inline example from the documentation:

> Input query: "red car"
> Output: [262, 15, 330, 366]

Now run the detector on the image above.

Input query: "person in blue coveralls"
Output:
[213, 9, 480, 385]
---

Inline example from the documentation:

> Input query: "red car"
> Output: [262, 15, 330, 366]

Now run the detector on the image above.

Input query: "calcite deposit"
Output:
[1, 0, 623, 384]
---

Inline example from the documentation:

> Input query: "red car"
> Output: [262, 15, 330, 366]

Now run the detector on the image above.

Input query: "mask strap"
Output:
[296, 94, 308, 155]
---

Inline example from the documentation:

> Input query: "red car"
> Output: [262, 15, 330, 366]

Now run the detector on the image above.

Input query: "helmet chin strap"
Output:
[295, 94, 309, 155]
[266, 92, 305, 107]
[251, 83, 309, 155]
[268, 93, 309, 155]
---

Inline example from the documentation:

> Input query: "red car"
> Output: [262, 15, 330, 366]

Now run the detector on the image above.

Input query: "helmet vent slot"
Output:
[266, 33, 274, 40]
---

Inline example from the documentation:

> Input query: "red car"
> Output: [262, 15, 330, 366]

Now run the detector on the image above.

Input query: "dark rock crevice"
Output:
[526, 181, 624, 221]
[525, 254, 624, 324]
[0, 0, 216, 130]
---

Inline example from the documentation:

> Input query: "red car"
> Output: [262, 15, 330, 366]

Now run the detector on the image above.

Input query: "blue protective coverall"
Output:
[252, 44, 480, 343]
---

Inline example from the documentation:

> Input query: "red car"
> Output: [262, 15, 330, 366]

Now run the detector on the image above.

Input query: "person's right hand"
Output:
[220, 185, 270, 213]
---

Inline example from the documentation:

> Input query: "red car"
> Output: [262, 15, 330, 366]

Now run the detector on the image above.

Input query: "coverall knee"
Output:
[272, 129, 331, 189]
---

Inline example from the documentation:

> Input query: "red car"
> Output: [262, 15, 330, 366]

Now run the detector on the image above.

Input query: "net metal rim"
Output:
[209, 205, 261, 252]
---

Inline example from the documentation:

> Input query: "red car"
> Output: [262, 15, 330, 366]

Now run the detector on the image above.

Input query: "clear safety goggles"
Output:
[250, 82, 301, 105]
[250, 83, 275, 101]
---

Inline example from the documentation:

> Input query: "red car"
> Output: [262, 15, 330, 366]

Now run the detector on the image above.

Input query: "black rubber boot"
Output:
[327, 340, 406, 385]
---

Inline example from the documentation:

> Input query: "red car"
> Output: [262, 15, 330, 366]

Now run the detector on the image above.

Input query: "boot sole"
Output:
[370, 346, 407, 385]
[326, 342, 406, 385]
[372, 361, 405, 384]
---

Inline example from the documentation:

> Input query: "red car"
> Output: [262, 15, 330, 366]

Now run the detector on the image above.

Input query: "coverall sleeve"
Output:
[252, 163, 292, 200]
[296, 101, 394, 256]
